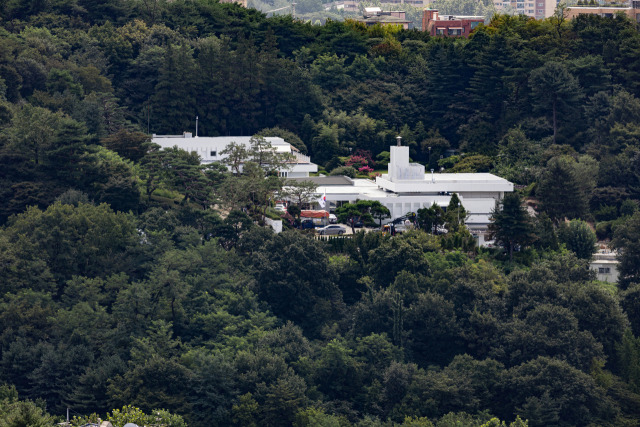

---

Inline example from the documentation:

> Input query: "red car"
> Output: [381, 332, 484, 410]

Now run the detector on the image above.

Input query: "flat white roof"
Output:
[151, 136, 293, 153]
[417, 172, 509, 183]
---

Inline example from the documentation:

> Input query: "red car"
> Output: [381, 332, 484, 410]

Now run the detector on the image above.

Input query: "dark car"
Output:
[300, 219, 315, 229]
[350, 218, 364, 228]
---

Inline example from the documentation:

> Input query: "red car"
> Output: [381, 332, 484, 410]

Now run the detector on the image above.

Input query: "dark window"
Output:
[210, 151, 217, 157]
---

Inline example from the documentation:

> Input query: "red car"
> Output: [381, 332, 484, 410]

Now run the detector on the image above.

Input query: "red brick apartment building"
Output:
[422, 9, 484, 37]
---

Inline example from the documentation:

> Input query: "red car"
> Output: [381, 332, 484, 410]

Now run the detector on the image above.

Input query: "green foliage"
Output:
[2, 5, 640, 427]
[448, 155, 494, 173]
[488, 193, 535, 262]
[558, 220, 597, 260]
[612, 211, 640, 288]
[107, 405, 187, 427]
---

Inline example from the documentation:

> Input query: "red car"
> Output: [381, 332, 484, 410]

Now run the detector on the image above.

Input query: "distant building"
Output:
[422, 9, 484, 37]
[291, 138, 514, 245]
[151, 133, 318, 178]
[566, 2, 640, 21]
[355, 8, 412, 29]
[493, 0, 557, 19]
[590, 250, 620, 283]
[219, 0, 247, 7]
[324, 0, 425, 12]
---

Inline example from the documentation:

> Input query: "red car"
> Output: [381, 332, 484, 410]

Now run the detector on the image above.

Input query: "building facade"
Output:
[355, 8, 412, 29]
[493, 0, 557, 19]
[292, 143, 514, 245]
[151, 133, 318, 178]
[590, 251, 620, 283]
[323, 0, 425, 12]
[422, 9, 484, 37]
[565, 3, 640, 21]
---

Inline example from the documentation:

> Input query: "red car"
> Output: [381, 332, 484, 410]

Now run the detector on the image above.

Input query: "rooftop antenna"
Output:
[396, 135, 402, 146]
[195, 116, 199, 137]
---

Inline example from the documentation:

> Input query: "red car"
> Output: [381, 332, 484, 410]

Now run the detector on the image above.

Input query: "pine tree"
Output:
[152, 44, 197, 134]
[488, 192, 535, 262]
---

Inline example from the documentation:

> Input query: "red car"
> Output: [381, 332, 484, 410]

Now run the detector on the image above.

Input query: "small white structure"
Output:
[590, 250, 620, 283]
[301, 141, 514, 243]
[151, 132, 318, 178]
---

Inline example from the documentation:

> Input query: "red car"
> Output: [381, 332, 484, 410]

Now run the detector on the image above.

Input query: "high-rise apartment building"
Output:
[493, 0, 557, 19]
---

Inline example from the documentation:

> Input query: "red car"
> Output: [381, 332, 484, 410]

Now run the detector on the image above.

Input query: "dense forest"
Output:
[2, 0, 640, 426]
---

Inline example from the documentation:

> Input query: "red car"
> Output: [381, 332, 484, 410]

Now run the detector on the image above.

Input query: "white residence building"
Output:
[151, 132, 318, 178]
[291, 143, 514, 244]
[154, 132, 513, 243]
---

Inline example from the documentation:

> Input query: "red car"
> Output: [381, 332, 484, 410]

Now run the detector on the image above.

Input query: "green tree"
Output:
[558, 220, 597, 260]
[417, 203, 445, 234]
[3, 202, 137, 283]
[444, 193, 467, 233]
[612, 211, 640, 289]
[537, 156, 589, 222]
[254, 231, 343, 335]
[152, 44, 197, 134]
[281, 180, 319, 214]
[0, 397, 54, 427]
[101, 128, 151, 162]
[371, 201, 391, 228]
[488, 193, 535, 262]
[336, 200, 374, 233]
[221, 141, 250, 175]
[529, 61, 583, 144]
[616, 329, 640, 393]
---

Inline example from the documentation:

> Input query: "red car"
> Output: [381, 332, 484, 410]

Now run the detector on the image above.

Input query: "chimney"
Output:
[396, 135, 402, 146]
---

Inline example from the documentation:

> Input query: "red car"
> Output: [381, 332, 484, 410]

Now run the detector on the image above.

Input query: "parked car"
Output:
[316, 225, 346, 235]
[349, 218, 364, 228]
[329, 213, 338, 224]
[274, 203, 286, 212]
[301, 219, 315, 229]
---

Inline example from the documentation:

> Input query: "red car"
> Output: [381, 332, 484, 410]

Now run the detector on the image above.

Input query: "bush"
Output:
[594, 205, 618, 221]
[329, 166, 357, 178]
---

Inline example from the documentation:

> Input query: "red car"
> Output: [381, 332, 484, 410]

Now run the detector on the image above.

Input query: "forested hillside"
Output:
[2, 1, 640, 426]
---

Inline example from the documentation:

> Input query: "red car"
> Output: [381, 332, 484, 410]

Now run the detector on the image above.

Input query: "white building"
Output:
[590, 250, 620, 283]
[292, 143, 514, 244]
[151, 132, 318, 178]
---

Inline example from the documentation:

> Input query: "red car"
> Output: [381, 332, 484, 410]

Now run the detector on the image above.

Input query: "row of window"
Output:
[435, 28, 463, 35]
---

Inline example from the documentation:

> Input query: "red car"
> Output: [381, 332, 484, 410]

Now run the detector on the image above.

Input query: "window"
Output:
[447, 28, 461, 35]
[210, 151, 217, 157]
[598, 267, 611, 274]
[278, 171, 289, 178]
[436, 28, 445, 35]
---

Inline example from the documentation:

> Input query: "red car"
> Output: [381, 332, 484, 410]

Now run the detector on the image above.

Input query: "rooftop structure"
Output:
[151, 133, 318, 178]
[590, 250, 620, 282]
[324, 0, 426, 11]
[422, 9, 484, 37]
[315, 140, 514, 245]
[492, 0, 557, 19]
[355, 8, 412, 29]
[565, 2, 640, 21]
